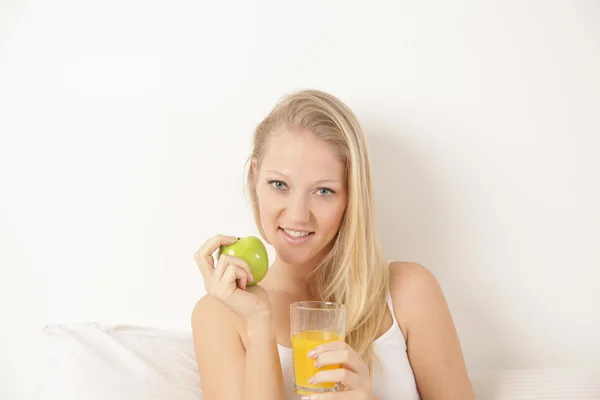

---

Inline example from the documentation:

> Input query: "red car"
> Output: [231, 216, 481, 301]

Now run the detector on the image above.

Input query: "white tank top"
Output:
[277, 288, 421, 399]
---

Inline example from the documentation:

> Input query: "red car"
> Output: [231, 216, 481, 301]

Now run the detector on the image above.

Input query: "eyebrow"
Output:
[266, 170, 341, 185]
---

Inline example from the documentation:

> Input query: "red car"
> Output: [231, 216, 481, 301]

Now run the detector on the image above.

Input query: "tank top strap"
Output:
[385, 260, 394, 309]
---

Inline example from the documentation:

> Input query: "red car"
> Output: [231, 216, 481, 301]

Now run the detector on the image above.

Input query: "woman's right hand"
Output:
[194, 234, 271, 321]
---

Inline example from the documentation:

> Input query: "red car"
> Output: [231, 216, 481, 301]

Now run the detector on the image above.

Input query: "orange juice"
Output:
[291, 330, 344, 393]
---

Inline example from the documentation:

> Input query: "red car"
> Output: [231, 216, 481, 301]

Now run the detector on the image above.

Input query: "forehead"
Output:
[261, 130, 345, 181]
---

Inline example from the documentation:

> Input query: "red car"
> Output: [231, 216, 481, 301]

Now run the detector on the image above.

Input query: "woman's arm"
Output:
[191, 295, 286, 400]
[390, 262, 475, 400]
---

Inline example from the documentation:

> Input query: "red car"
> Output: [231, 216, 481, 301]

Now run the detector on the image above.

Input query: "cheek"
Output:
[257, 190, 279, 225]
[317, 200, 347, 231]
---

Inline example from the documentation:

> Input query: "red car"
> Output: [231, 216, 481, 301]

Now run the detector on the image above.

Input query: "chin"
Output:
[271, 240, 313, 264]
[276, 248, 316, 266]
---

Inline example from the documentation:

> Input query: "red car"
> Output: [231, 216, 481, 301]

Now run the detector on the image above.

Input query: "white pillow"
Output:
[36, 322, 600, 400]
[469, 368, 600, 400]
[37, 322, 202, 400]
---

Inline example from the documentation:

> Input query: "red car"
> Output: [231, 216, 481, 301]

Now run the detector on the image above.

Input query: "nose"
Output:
[286, 192, 311, 225]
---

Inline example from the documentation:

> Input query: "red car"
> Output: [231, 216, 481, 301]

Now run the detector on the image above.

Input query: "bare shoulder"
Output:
[388, 261, 443, 324]
[191, 293, 223, 320]
[388, 261, 475, 399]
[191, 294, 233, 329]
[191, 294, 237, 325]
[191, 295, 247, 399]
[389, 261, 438, 293]
[191, 294, 245, 344]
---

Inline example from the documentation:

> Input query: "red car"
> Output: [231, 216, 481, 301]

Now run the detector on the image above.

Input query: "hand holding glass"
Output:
[290, 301, 347, 395]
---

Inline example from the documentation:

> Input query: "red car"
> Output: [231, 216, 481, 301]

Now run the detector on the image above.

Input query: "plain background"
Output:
[1, 0, 598, 398]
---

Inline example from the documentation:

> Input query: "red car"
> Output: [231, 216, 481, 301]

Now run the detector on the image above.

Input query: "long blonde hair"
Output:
[246, 89, 389, 372]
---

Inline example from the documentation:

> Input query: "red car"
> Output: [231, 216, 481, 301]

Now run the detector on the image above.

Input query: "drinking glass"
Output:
[290, 301, 347, 395]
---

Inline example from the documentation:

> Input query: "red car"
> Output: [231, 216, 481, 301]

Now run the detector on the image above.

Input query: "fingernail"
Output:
[314, 361, 319, 368]
[249, 274, 254, 282]
[307, 350, 316, 358]
[308, 376, 316, 384]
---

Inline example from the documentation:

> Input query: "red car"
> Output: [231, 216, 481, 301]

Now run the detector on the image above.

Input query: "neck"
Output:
[263, 256, 322, 298]
[262, 241, 335, 297]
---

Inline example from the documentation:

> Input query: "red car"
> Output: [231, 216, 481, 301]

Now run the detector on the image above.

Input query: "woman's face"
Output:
[254, 130, 348, 266]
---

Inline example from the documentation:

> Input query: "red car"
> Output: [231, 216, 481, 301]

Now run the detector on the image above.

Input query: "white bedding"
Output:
[469, 368, 600, 399]
[36, 322, 600, 400]
[37, 323, 202, 400]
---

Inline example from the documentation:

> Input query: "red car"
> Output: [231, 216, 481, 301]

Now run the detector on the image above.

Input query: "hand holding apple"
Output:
[218, 236, 269, 286]
[194, 235, 271, 320]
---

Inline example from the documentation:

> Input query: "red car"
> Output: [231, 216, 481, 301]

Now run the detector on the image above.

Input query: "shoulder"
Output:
[387, 261, 446, 338]
[388, 261, 438, 286]
[190, 297, 253, 398]
[191, 295, 246, 346]
[387, 262, 475, 398]
[191, 293, 229, 323]
[388, 261, 441, 301]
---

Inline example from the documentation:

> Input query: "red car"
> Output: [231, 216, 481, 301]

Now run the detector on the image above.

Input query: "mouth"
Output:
[278, 227, 315, 244]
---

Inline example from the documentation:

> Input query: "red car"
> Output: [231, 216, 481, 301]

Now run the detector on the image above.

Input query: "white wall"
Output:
[1, 0, 598, 398]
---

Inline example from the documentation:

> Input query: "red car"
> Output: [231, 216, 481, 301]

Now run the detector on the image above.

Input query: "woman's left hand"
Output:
[301, 341, 373, 400]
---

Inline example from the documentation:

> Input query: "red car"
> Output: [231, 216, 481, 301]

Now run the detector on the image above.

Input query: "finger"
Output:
[215, 255, 251, 291]
[309, 368, 361, 391]
[234, 265, 248, 290]
[314, 348, 363, 373]
[221, 263, 250, 290]
[218, 254, 254, 282]
[308, 340, 347, 356]
[193, 235, 237, 275]
[213, 259, 227, 282]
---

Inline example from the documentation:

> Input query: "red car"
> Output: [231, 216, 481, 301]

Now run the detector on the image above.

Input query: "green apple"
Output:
[218, 236, 269, 286]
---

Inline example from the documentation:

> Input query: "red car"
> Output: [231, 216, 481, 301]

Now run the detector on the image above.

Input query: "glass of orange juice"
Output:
[290, 301, 347, 395]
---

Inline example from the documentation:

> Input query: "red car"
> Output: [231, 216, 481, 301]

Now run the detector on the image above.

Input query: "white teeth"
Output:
[283, 229, 311, 238]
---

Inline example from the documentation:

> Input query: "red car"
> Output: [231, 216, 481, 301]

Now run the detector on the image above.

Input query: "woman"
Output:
[192, 89, 474, 400]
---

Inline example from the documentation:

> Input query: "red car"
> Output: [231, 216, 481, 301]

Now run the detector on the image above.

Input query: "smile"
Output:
[282, 229, 312, 237]
[279, 227, 314, 244]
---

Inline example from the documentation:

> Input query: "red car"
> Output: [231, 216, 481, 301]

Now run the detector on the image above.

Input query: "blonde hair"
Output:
[245, 89, 389, 373]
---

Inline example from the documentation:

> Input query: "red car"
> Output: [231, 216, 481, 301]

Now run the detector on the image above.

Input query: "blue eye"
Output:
[269, 180, 286, 190]
[317, 188, 333, 196]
